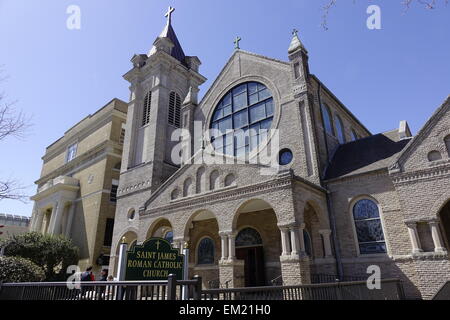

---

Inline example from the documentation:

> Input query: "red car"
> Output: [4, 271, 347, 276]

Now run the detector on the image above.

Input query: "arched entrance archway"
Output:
[438, 201, 450, 250]
[233, 199, 281, 287]
[146, 218, 173, 243]
[235, 227, 265, 287]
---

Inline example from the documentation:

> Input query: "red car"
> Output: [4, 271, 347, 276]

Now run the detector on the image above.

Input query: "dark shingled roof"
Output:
[149, 22, 186, 66]
[325, 131, 411, 180]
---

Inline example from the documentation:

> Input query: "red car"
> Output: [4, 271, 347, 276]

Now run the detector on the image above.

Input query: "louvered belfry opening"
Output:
[142, 91, 152, 126]
[168, 91, 181, 127]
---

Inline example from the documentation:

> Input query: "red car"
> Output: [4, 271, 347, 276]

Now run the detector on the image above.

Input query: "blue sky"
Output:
[0, 0, 449, 216]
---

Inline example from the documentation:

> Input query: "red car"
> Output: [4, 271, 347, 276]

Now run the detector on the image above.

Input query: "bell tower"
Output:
[120, 7, 206, 193]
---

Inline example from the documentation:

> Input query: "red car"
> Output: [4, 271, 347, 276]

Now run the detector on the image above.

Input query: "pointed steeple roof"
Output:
[149, 6, 186, 65]
[288, 29, 307, 54]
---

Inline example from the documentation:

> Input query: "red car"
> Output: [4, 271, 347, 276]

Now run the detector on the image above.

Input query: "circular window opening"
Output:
[128, 209, 136, 221]
[279, 149, 293, 165]
[210, 81, 274, 157]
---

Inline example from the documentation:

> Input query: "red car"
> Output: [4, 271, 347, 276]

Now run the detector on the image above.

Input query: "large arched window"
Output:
[334, 115, 346, 144]
[235, 228, 263, 247]
[197, 237, 215, 265]
[321, 103, 333, 136]
[351, 129, 359, 142]
[168, 91, 181, 127]
[445, 135, 450, 157]
[210, 82, 274, 157]
[142, 91, 152, 126]
[303, 230, 312, 256]
[352, 199, 386, 254]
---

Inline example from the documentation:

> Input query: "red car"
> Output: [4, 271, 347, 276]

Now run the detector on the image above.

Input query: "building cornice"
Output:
[391, 163, 450, 186]
[140, 173, 294, 218]
[43, 110, 125, 162]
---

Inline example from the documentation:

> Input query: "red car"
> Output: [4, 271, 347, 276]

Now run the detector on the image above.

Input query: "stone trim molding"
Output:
[141, 173, 294, 217]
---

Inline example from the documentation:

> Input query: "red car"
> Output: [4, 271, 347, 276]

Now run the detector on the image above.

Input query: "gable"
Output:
[197, 50, 292, 123]
[393, 96, 450, 173]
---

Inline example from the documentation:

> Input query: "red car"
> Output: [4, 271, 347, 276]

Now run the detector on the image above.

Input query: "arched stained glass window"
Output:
[210, 82, 274, 157]
[168, 91, 181, 127]
[197, 237, 215, 265]
[235, 228, 263, 247]
[334, 115, 345, 144]
[321, 103, 333, 136]
[303, 230, 312, 257]
[164, 231, 173, 244]
[351, 129, 359, 141]
[445, 135, 450, 157]
[353, 199, 386, 254]
[142, 91, 152, 126]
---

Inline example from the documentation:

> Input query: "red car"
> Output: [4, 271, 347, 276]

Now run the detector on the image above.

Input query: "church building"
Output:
[109, 7, 450, 299]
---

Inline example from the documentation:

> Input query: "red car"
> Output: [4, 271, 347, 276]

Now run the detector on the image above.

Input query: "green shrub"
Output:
[2, 232, 79, 281]
[0, 256, 45, 283]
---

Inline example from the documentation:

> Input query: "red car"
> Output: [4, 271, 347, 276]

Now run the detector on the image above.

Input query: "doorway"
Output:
[235, 227, 266, 287]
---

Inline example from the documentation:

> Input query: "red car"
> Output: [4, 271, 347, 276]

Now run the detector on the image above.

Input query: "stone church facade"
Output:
[109, 9, 450, 299]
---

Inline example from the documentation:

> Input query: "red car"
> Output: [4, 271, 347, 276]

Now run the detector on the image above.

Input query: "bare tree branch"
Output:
[322, 0, 449, 30]
[0, 178, 28, 202]
[0, 67, 32, 203]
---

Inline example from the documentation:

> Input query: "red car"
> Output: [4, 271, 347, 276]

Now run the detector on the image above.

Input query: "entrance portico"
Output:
[30, 175, 79, 237]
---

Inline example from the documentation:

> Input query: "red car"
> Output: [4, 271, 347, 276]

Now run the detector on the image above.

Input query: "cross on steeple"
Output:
[234, 36, 241, 50]
[292, 29, 299, 37]
[165, 6, 175, 24]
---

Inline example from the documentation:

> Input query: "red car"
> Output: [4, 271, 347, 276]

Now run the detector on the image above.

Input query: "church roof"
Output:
[148, 18, 186, 65]
[325, 132, 410, 181]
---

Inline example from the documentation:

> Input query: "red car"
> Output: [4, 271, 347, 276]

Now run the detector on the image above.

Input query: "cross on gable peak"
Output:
[234, 36, 241, 50]
[165, 6, 175, 24]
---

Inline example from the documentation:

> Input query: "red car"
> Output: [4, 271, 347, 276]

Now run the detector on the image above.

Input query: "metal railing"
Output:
[0, 276, 404, 301]
[201, 278, 404, 300]
[0, 274, 202, 301]
[311, 273, 367, 284]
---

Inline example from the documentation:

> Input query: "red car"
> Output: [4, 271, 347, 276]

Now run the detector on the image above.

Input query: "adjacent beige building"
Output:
[29, 98, 127, 275]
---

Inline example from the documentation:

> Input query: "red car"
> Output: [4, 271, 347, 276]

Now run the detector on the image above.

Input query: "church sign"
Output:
[125, 238, 184, 280]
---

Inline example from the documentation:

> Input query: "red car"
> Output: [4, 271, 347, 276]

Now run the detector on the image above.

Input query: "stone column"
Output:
[406, 221, 423, 253]
[298, 223, 306, 254]
[34, 209, 45, 233]
[218, 232, 244, 288]
[49, 201, 66, 235]
[228, 233, 236, 260]
[64, 201, 76, 238]
[289, 225, 299, 256]
[429, 220, 446, 252]
[46, 203, 58, 234]
[319, 229, 333, 258]
[219, 232, 229, 261]
[280, 227, 291, 256]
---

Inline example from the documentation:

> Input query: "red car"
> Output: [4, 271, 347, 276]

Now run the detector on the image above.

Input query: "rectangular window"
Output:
[66, 143, 78, 163]
[110, 179, 119, 203]
[119, 128, 125, 144]
[103, 218, 115, 247]
[294, 62, 300, 78]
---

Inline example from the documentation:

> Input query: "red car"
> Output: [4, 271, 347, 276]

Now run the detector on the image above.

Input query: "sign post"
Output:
[182, 241, 189, 300]
[116, 237, 128, 300]
[117, 237, 128, 281]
